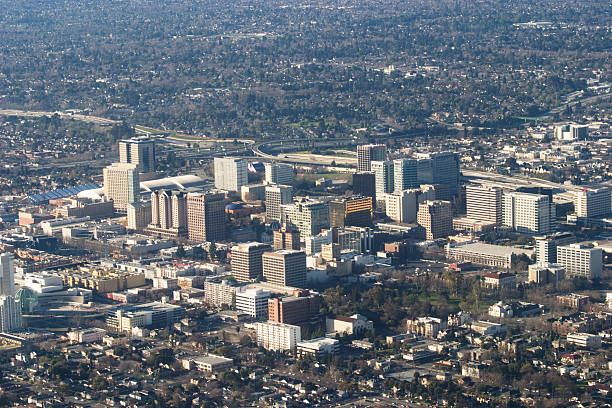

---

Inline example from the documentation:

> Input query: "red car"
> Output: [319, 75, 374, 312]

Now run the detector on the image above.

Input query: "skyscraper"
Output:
[384, 190, 418, 224]
[417, 200, 453, 240]
[231, 242, 272, 283]
[265, 163, 295, 186]
[287, 198, 330, 238]
[103, 162, 140, 213]
[329, 196, 373, 228]
[147, 189, 188, 238]
[352, 172, 376, 200]
[393, 158, 418, 192]
[187, 192, 226, 242]
[466, 185, 502, 225]
[416, 152, 460, 196]
[262, 250, 307, 288]
[575, 187, 611, 218]
[0, 295, 21, 333]
[265, 185, 293, 221]
[0, 253, 15, 297]
[357, 144, 387, 172]
[503, 191, 552, 235]
[371, 160, 394, 207]
[119, 137, 156, 173]
[273, 228, 301, 251]
[214, 157, 248, 192]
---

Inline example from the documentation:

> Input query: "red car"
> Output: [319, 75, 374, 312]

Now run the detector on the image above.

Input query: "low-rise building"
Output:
[235, 288, 270, 319]
[557, 293, 590, 310]
[326, 314, 373, 335]
[406, 317, 446, 338]
[106, 302, 185, 332]
[566, 333, 602, 349]
[297, 337, 340, 356]
[445, 241, 532, 269]
[470, 321, 506, 336]
[488, 301, 514, 318]
[482, 272, 517, 290]
[182, 354, 234, 372]
[67, 328, 107, 344]
[255, 321, 301, 351]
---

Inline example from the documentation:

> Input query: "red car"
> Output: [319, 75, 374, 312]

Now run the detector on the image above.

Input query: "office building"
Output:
[287, 198, 329, 238]
[384, 190, 417, 223]
[146, 189, 188, 238]
[528, 263, 565, 286]
[503, 191, 552, 234]
[445, 241, 532, 269]
[575, 187, 611, 218]
[265, 185, 293, 221]
[265, 163, 294, 186]
[231, 242, 271, 282]
[417, 200, 452, 240]
[297, 337, 340, 356]
[235, 288, 270, 318]
[554, 124, 588, 141]
[273, 228, 301, 251]
[268, 289, 321, 325]
[566, 333, 601, 349]
[352, 172, 376, 199]
[127, 201, 152, 231]
[182, 355, 234, 373]
[416, 152, 460, 196]
[466, 185, 502, 224]
[371, 160, 394, 207]
[534, 233, 575, 264]
[255, 321, 301, 351]
[187, 192, 226, 242]
[0, 295, 22, 332]
[241, 184, 266, 202]
[556, 243, 603, 279]
[357, 144, 386, 172]
[262, 250, 307, 288]
[119, 137, 156, 173]
[393, 158, 418, 192]
[103, 163, 140, 212]
[214, 157, 248, 192]
[106, 302, 184, 332]
[0, 253, 15, 297]
[329, 196, 373, 228]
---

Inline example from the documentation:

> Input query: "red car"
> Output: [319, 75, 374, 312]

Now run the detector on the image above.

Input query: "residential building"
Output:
[119, 137, 155, 173]
[575, 187, 611, 218]
[557, 293, 590, 310]
[393, 158, 418, 192]
[371, 160, 394, 207]
[503, 191, 552, 234]
[326, 314, 373, 335]
[352, 172, 376, 200]
[204, 279, 241, 308]
[262, 250, 307, 288]
[127, 201, 152, 231]
[406, 317, 446, 338]
[187, 192, 226, 243]
[235, 288, 270, 318]
[466, 185, 502, 224]
[268, 289, 321, 325]
[146, 189, 188, 238]
[488, 301, 514, 318]
[566, 333, 601, 348]
[0, 253, 15, 297]
[231, 242, 271, 282]
[213, 157, 248, 192]
[265, 185, 293, 221]
[255, 321, 301, 351]
[329, 196, 373, 228]
[103, 163, 140, 212]
[556, 243, 603, 279]
[0, 296, 21, 332]
[357, 144, 386, 172]
[384, 190, 417, 223]
[265, 163, 294, 185]
[297, 337, 340, 356]
[417, 200, 452, 240]
[287, 198, 329, 238]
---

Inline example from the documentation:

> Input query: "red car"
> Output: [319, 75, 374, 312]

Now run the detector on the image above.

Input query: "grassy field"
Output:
[297, 172, 351, 182]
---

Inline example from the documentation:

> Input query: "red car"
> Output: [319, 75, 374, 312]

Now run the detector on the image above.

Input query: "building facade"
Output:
[287, 198, 329, 238]
[357, 144, 386, 172]
[262, 250, 307, 288]
[371, 160, 394, 207]
[503, 191, 552, 234]
[231, 242, 271, 282]
[329, 196, 373, 228]
[119, 137, 155, 173]
[352, 172, 376, 200]
[265, 163, 294, 185]
[255, 321, 301, 351]
[466, 185, 502, 224]
[556, 243, 603, 279]
[187, 192, 226, 242]
[417, 200, 452, 240]
[393, 158, 418, 192]
[213, 157, 248, 192]
[235, 288, 270, 318]
[265, 185, 293, 221]
[103, 163, 140, 212]
[575, 187, 611, 218]
[384, 190, 417, 224]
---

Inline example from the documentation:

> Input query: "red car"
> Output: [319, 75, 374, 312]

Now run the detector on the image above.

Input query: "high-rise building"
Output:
[0, 253, 15, 297]
[214, 157, 248, 192]
[554, 124, 588, 141]
[534, 233, 575, 264]
[556, 243, 603, 279]
[273, 228, 301, 251]
[268, 289, 321, 325]
[187, 192, 226, 242]
[0, 295, 21, 332]
[357, 144, 387, 172]
[371, 160, 394, 208]
[147, 189, 188, 238]
[231, 242, 271, 283]
[265, 185, 293, 221]
[466, 185, 502, 225]
[265, 163, 294, 186]
[503, 191, 552, 234]
[235, 288, 270, 318]
[119, 137, 156, 173]
[384, 190, 418, 223]
[103, 163, 140, 212]
[417, 200, 453, 240]
[416, 152, 460, 196]
[262, 250, 307, 288]
[241, 184, 266, 202]
[575, 187, 611, 218]
[127, 201, 152, 231]
[255, 321, 301, 351]
[352, 172, 376, 200]
[287, 198, 330, 238]
[329, 196, 373, 228]
[393, 158, 418, 192]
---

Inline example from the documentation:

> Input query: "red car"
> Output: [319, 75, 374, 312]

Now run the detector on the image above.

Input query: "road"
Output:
[0, 109, 120, 126]
[462, 168, 585, 192]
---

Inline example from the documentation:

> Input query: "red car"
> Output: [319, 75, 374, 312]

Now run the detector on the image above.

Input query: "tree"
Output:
[176, 244, 186, 258]
[209, 242, 217, 260]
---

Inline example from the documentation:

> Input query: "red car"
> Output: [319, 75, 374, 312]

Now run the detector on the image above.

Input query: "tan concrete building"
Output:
[262, 250, 307, 288]
[417, 200, 452, 240]
[187, 192, 226, 243]
[230, 242, 271, 283]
